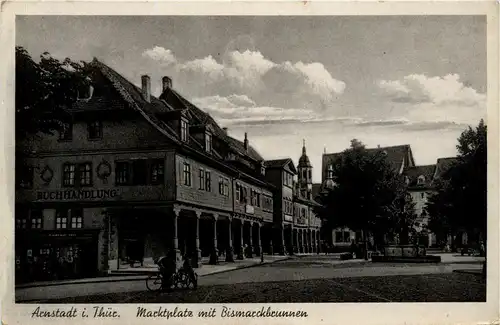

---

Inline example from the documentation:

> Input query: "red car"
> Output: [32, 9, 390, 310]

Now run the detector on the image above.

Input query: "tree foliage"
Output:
[315, 140, 416, 247]
[16, 46, 90, 140]
[425, 120, 487, 245]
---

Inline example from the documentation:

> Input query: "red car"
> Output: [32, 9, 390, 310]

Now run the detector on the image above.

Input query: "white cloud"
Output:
[141, 46, 345, 109]
[142, 46, 177, 65]
[378, 74, 486, 125]
[192, 94, 317, 126]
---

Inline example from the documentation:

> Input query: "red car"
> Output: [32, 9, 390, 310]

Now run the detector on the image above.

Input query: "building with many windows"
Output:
[15, 59, 286, 283]
[318, 145, 463, 249]
[264, 142, 322, 256]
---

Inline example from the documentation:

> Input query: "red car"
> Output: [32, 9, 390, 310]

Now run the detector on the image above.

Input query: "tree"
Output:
[16, 47, 90, 186]
[16, 46, 90, 140]
[315, 140, 416, 256]
[425, 120, 487, 249]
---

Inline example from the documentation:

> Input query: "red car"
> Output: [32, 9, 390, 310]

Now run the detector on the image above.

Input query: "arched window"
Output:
[417, 175, 426, 185]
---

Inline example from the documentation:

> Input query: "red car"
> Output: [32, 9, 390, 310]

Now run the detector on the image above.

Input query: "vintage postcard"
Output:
[0, 1, 498, 325]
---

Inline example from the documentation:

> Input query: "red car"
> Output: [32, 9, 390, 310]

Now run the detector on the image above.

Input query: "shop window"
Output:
[30, 210, 43, 229]
[16, 218, 27, 229]
[59, 122, 73, 141]
[199, 168, 205, 190]
[150, 159, 164, 184]
[115, 161, 129, 185]
[205, 171, 211, 192]
[335, 232, 343, 243]
[131, 159, 148, 185]
[343, 232, 351, 243]
[70, 209, 83, 229]
[183, 162, 191, 186]
[87, 120, 102, 140]
[56, 210, 68, 229]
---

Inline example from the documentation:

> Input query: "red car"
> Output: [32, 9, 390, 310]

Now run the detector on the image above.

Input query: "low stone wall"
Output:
[372, 255, 441, 263]
[383, 245, 427, 257]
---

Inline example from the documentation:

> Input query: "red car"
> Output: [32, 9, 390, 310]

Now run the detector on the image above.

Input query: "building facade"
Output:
[15, 59, 280, 283]
[318, 144, 465, 249]
[264, 142, 322, 256]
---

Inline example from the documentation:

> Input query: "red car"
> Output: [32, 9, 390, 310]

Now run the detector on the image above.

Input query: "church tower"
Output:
[297, 139, 313, 199]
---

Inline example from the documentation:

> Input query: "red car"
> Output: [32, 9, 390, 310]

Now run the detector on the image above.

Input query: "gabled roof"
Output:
[264, 158, 297, 174]
[88, 58, 181, 143]
[265, 158, 291, 168]
[85, 58, 270, 189]
[403, 164, 436, 188]
[434, 157, 459, 179]
[322, 144, 415, 181]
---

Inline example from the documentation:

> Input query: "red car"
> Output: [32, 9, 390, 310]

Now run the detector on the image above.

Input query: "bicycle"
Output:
[146, 268, 198, 292]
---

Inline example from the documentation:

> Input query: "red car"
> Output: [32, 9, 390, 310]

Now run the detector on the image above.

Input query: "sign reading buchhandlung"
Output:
[36, 189, 119, 201]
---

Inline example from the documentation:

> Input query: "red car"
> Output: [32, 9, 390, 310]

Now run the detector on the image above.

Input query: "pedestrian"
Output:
[155, 250, 177, 291]
[260, 251, 264, 263]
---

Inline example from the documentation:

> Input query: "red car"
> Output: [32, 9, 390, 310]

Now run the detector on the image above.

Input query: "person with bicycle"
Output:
[155, 250, 177, 291]
[181, 253, 197, 289]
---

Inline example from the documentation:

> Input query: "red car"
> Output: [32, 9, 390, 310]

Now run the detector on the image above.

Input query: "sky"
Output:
[16, 16, 487, 183]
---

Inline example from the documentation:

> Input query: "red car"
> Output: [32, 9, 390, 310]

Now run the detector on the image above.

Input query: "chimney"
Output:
[377, 144, 381, 148]
[162, 76, 172, 92]
[244, 132, 248, 150]
[222, 127, 228, 135]
[141, 75, 151, 103]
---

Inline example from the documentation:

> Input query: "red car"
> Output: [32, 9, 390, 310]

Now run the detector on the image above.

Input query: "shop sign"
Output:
[284, 214, 293, 222]
[36, 189, 119, 201]
[46, 232, 96, 239]
[245, 205, 254, 214]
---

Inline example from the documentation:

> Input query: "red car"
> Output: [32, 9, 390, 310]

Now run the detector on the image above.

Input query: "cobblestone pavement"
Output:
[18, 255, 485, 303]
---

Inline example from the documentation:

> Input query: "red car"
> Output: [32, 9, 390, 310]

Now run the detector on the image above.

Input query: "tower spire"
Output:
[302, 139, 306, 155]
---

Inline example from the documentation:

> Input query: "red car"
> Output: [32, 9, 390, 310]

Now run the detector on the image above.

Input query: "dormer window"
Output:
[417, 175, 426, 185]
[180, 118, 189, 142]
[77, 84, 94, 101]
[205, 132, 212, 153]
[404, 176, 410, 185]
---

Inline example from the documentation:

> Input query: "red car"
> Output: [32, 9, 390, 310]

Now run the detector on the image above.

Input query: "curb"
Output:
[15, 256, 292, 290]
[452, 269, 483, 276]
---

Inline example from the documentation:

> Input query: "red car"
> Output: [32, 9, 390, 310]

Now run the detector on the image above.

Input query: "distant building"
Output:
[263, 141, 322, 256]
[319, 145, 415, 249]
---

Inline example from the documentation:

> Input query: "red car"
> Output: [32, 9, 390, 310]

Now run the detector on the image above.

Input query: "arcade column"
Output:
[193, 211, 202, 268]
[226, 216, 234, 262]
[209, 214, 219, 265]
